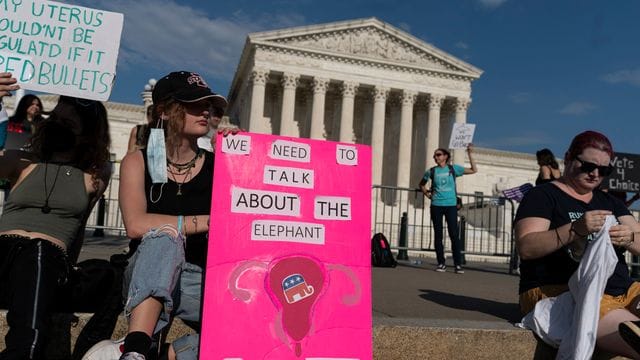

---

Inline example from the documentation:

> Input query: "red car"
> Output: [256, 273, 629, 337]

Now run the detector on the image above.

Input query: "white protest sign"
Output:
[0, 0, 123, 101]
[448, 123, 476, 149]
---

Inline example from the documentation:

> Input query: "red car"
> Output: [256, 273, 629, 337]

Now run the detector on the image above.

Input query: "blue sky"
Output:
[68, 0, 639, 157]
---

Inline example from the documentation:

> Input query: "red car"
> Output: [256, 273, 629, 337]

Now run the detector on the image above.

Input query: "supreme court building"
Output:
[226, 18, 485, 191]
[3, 18, 543, 242]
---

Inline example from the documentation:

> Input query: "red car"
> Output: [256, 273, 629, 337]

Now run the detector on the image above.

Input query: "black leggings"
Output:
[0, 235, 68, 360]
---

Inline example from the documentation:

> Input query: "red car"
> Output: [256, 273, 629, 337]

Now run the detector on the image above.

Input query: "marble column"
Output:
[396, 90, 416, 188]
[453, 97, 471, 164]
[280, 72, 300, 137]
[426, 94, 444, 169]
[371, 86, 389, 185]
[310, 77, 329, 139]
[248, 68, 269, 133]
[339, 81, 358, 143]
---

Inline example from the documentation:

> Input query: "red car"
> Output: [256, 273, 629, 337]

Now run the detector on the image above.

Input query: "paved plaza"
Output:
[80, 232, 522, 330]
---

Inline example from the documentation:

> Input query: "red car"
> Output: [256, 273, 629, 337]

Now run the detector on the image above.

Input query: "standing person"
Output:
[83, 71, 229, 360]
[516, 130, 640, 358]
[5, 94, 45, 151]
[126, 105, 155, 154]
[419, 144, 477, 274]
[535, 148, 561, 185]
[0, 73, 112, 359]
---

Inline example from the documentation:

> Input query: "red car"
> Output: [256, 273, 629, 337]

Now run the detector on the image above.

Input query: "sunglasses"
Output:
[574, 157, 614, 177]
[434, 153, 445, 157]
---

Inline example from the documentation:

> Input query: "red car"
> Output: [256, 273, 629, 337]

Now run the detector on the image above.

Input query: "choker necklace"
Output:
[167, 149, 203, 172]
[42, 163, 62, 214]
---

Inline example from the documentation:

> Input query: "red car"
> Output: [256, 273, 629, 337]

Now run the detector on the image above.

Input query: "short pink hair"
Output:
[565, 130, 614, 161]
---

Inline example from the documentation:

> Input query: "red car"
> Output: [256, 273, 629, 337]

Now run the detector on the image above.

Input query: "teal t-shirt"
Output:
[422, 164, 464, 206]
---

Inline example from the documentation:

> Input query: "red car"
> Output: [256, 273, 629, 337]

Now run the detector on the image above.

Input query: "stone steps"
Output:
[0, 311, 628, 359]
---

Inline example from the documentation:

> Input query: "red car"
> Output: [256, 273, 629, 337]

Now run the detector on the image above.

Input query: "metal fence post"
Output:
[459, 215, 466, 265]
[92, 195, 106, 237]
[397, 212, 409, 260]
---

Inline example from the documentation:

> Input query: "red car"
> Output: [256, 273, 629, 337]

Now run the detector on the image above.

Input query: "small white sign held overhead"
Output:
[449, 123, 476, 149]
[0, 0, 124, 101]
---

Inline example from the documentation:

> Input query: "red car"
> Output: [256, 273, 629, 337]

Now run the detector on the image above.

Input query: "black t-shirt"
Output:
[142, 149, 214, 268]
[515, 182, 632, 295]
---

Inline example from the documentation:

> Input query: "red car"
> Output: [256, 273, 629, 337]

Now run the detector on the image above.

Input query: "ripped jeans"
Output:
[122, 227, 202, 360]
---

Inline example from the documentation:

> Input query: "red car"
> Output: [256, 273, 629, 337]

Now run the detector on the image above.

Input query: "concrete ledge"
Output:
[0, 311, 629, 359]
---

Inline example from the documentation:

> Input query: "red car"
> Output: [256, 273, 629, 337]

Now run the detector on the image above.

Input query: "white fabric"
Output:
[197, 128, 215, 152]
[520, 215, 619, 360]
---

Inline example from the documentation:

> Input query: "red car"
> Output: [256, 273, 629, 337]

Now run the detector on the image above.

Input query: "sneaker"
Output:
[619, 320, 640, 353]
[455, 265, 465, 274]
[435, 264, 446, 272]
[82, 338, 125, 360]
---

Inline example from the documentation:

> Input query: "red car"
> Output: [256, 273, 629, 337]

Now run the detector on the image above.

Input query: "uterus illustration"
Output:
[229, 255, 360, 357]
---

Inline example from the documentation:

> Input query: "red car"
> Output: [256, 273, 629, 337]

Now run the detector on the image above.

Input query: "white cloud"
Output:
[509, 92, 531, 104]
[77, 0, 305, 82]
[455, 42, 469, 50]
[477, 0, 508, 9]
[559, 101, 597, 116]
[601, 68, 640, 87]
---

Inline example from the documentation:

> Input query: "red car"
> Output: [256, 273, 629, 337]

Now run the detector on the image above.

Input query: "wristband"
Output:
[177, 215, 184, 235]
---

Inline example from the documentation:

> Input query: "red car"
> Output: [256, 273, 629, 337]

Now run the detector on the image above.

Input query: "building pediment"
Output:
[249, 18, 482, 80]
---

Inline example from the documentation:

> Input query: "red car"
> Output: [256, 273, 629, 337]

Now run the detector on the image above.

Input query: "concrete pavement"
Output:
[79, 233, 522, 328]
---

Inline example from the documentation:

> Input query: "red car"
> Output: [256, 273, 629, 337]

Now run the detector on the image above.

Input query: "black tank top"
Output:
[142, 149, 214, 268]
[535, 171, 558, 186]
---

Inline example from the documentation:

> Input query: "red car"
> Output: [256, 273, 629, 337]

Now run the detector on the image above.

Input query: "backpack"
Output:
[371, 233, 397, 267]
[429, 165, 462, 210]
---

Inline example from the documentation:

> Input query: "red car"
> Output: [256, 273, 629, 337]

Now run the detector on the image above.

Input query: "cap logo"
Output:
[187, 73, 208, 88]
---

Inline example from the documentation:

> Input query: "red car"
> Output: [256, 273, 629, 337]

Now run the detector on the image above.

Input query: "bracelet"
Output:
[192, 215, 198, 234]
[177, 215, 184, 235]
[570, 221, 589, 237]
[554, 228, 564, 247]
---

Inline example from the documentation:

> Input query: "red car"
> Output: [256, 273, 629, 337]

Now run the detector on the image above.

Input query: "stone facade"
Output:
[226, 18, 490, 193]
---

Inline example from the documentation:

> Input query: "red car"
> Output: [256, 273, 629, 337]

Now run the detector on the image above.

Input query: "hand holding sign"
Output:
[0, 72, 19, 98]
[449, 123, 476, 149]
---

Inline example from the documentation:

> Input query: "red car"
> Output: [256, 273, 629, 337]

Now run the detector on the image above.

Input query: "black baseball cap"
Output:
[152, 71, 228, 109]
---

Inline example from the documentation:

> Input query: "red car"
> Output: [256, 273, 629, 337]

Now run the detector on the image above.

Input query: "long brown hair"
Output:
[153, 99, 188, 158]
[30, 96, 111, 175]
[9, 94, 44, 126]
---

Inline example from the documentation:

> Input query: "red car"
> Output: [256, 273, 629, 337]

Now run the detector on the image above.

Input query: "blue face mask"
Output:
[147, 122, 167, 184]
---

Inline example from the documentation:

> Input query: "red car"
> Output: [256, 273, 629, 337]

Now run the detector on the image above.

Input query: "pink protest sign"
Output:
[200, 133, 372, 360]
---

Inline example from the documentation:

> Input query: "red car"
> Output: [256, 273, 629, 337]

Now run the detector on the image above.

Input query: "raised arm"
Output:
[463, 144, 477, 174]
[119, 151, 209, 239]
